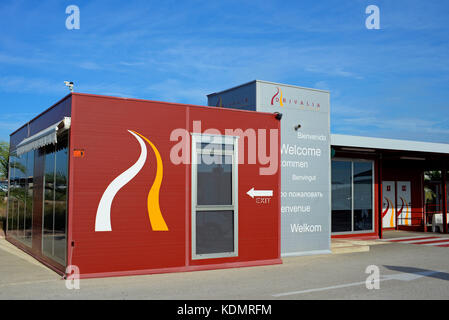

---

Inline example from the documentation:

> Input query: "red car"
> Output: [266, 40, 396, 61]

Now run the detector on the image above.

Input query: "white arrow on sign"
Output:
[247, 187, 273, 199]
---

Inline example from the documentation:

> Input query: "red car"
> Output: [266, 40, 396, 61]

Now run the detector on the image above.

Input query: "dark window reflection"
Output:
[54, 141, 68, 262]
[198, 143, 233, 152]
[331, 160, 374, 233]
[42, 133, 68, 265]
[8, 155, 20, 238]
[447, 174, 449, 215]
[353, 162, 373, 231]
[17, 154, 26, 239]
[7, 156, 17, 237]
[7, 151, 34, 245]
[331, 161, 352, 232]
[197, 154, 232, 206]
[24, 152, 34, 241]
[43, 147, 55, 257]
[196, 210, 234, 254]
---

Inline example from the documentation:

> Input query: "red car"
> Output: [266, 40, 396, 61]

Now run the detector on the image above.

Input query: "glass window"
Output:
[192, 135, 238, 259]
[197, 143, 234, 151]
[7, 156, 16, 237]
[42, 146, 55, 257]
[331, 160, 374, 233]
[7, 151, 34, 245]
[24, 152, 34, 242]
[353, 162, 373, 231]
[196, 210, 234, 255]
[424, 171, 442, 228]
[331, 161, 352, 232]
[447, 171, 449, 216]
[53, 140, 68, 262]
[17, 154, 26, 239]
[7, 200, 13, 236]
[7, 195, 16, 237]
[197, 154, 232, 206]
[10, 201, 16, 235]
[42, 133, 69, 265]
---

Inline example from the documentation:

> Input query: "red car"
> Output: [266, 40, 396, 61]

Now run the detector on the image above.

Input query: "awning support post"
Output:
[378, 157, 383, 239]
[423, 172, 427, 233]
[443, 170, 448, 234]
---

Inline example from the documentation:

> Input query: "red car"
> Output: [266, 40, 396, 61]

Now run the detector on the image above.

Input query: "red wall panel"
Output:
[188, 107, 280, 266]
[69, 94, 280, 277]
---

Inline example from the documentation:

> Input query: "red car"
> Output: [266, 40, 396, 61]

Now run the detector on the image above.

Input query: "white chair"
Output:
[432, 213, 449, 233]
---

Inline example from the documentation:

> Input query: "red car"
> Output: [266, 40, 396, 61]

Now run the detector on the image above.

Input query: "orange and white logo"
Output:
[270, 86, 321, 109]
[382, 197, 395, 228]
[271, 87, 283, 107]
[95, 130, 168, 232]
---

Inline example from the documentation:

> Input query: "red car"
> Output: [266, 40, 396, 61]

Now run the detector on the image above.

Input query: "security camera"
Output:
[64, 81, 74, 92]
[274, 112, 282, 120]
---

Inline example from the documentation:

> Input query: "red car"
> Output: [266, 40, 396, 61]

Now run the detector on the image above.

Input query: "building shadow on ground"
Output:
[384, 265, 449, 281]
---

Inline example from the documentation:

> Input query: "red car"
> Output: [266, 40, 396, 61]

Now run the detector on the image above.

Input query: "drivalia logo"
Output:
[270, 87, 321, 109]
[271, 87, 283, 107]
[95, 130, 168, 232]
[382, 197, 395, 228]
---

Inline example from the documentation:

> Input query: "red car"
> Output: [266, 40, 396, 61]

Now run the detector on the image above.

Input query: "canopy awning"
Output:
[331, 134, 449, 155]
[15, 117, 71, 156]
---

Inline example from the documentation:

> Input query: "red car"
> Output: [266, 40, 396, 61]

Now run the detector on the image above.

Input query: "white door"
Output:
[382, 181, 396, 228]
[397, 181, 412, 226]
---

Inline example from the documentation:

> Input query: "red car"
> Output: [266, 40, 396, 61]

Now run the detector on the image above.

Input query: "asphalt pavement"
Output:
[1, 232, 449, 300]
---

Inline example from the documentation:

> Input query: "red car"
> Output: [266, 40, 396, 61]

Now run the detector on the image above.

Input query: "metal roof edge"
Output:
[254, 80, 330, 94]
[331, 134, 449, 155]
[206, 80, 257, 97]
[207, 80, 330, 97]
[9, 93, 72, 137]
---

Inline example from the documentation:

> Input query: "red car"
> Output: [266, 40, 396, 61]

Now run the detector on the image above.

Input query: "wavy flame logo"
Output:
[95, 130, 168, 232]
[397, 197, 410, 225]
[382, 196, 395, 228]
[271, 87, 283, 107]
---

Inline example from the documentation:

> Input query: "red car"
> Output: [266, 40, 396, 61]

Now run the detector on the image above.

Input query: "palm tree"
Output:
[0, 142, 9, 180]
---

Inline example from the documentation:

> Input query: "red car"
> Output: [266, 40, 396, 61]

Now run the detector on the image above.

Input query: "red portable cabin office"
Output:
[6, 93, 281, 278]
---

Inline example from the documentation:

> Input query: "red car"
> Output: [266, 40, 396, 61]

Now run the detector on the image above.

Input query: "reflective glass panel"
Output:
[197, 154, 232, 206]
[42, 146, 55, 257]
[353, 162, 373, 231]
[331, 161, 352, 232]
[53, 140, 68, 263]
[196, 210, 234, 255]
[24, 151, 34, 242]
[17, 154, 27, 239]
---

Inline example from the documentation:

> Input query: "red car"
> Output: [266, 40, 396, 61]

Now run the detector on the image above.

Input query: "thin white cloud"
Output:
[79, 61, 101, 70]
[0, 76, 64, 94]
[333, 114, 449, 142]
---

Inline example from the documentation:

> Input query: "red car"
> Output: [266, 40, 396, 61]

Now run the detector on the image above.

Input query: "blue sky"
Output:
[0, 0, 449, 143]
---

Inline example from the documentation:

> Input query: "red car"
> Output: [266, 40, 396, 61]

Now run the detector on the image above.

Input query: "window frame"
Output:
[191, 133, 239, 260]
[331, 158, 375, 235]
